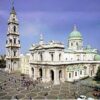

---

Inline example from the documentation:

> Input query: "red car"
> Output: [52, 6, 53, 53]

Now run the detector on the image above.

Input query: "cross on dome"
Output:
[73, 24, 77, 31]
[40, 33, 43, 41]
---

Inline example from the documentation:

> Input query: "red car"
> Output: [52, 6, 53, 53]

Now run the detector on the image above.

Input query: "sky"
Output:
[0, 0, 100, 54]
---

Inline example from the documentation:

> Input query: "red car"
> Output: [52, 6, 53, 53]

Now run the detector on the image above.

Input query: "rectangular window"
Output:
[75, 72, 77, 76]
[59, 53, 61, 61]
[80, 70, 82, 75]
[40, 53, 43, 61]
[51, 53, 53, 61]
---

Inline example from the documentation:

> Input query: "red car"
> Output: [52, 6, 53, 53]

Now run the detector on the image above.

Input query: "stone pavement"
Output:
[0, 70, 98, 99]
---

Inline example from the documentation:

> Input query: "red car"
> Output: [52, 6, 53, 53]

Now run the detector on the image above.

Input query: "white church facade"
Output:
[6, 5, 100, 85]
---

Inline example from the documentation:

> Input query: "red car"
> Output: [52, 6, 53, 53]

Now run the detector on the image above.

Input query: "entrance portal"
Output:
[50, 70, 54, 81]
[39, 68, 42, 78]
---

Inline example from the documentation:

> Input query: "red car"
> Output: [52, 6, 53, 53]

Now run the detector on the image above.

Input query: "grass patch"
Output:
[26, 92, 37, 97]
[1, 95, 12, 99]
[0, 92, 7, 96]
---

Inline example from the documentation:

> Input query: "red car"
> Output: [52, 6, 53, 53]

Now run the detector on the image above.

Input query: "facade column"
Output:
[47, 68, 51, 82]
[34, 67, 38, 80]
[62, 69, 65, 82]
[54, 68, 60, 85]
[42, 68, 46, 82]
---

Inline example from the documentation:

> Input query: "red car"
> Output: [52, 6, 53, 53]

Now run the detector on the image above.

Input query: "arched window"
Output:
[40, 53, 43, 61]
[14, 26, 16, 32]
[69, 73, 71, 78]
[50, 70, 54, 81]
[9, 39, 12, 43]
[76, 42, 78, 46]
[75, 72, 77, 76]
[14, 38, 16, 44]
[71, 43, 73, 46]
[14, 51, 16, 56]
[31, 67, 34, 76]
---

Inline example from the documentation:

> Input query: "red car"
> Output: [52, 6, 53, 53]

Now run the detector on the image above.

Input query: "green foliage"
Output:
[0, 55, 6, 68]
[95, 66, 100, 82]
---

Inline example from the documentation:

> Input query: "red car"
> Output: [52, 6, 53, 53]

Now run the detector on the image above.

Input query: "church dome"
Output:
[94, 54, 100, 61]
[69, 25, 82, 39]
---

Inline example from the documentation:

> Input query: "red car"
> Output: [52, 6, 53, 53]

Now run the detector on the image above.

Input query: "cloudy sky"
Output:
[0, 0, 100, 54]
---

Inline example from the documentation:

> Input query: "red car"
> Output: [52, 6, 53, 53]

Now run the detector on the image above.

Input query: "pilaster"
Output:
[54, 68, 60, 85]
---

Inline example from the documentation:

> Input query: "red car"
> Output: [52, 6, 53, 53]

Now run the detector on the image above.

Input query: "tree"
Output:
[0, 55, 6, 68]
[95, 66, 100, 82]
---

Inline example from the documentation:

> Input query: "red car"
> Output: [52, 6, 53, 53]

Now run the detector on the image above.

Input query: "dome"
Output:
[69, 25, 82, 39]
[94, 54, 100, 61]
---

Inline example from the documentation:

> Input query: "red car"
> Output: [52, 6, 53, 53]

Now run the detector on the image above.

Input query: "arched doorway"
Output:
[31, 67, 34, 77]
[39, 68, 42, 78]
[59, 70, 62, 80]
[50, 70, 54, 81]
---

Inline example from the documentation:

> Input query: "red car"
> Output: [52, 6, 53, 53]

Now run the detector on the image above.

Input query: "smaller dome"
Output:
[69, 25, 82, 39]
[86, 45, 91, 49]
[94, 54, 100, 61]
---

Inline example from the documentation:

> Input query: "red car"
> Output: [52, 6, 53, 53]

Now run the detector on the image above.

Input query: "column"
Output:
[34, 67, 38, 80]
[42, 68, 46, 82]
[54, 68, 60, 85]
[47, 69, 51, 82]
[62, 69, 65, 82]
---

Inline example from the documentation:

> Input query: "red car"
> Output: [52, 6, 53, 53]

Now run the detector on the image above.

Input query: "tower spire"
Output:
[11, 0, 14, 8]
[10, 0, 16, 14]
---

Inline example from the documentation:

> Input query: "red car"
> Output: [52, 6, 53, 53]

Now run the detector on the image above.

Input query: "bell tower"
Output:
[5, 1, 21, 73]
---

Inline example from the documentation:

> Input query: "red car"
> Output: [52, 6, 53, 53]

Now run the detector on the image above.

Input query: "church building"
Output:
[6, 4, 100, 85]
